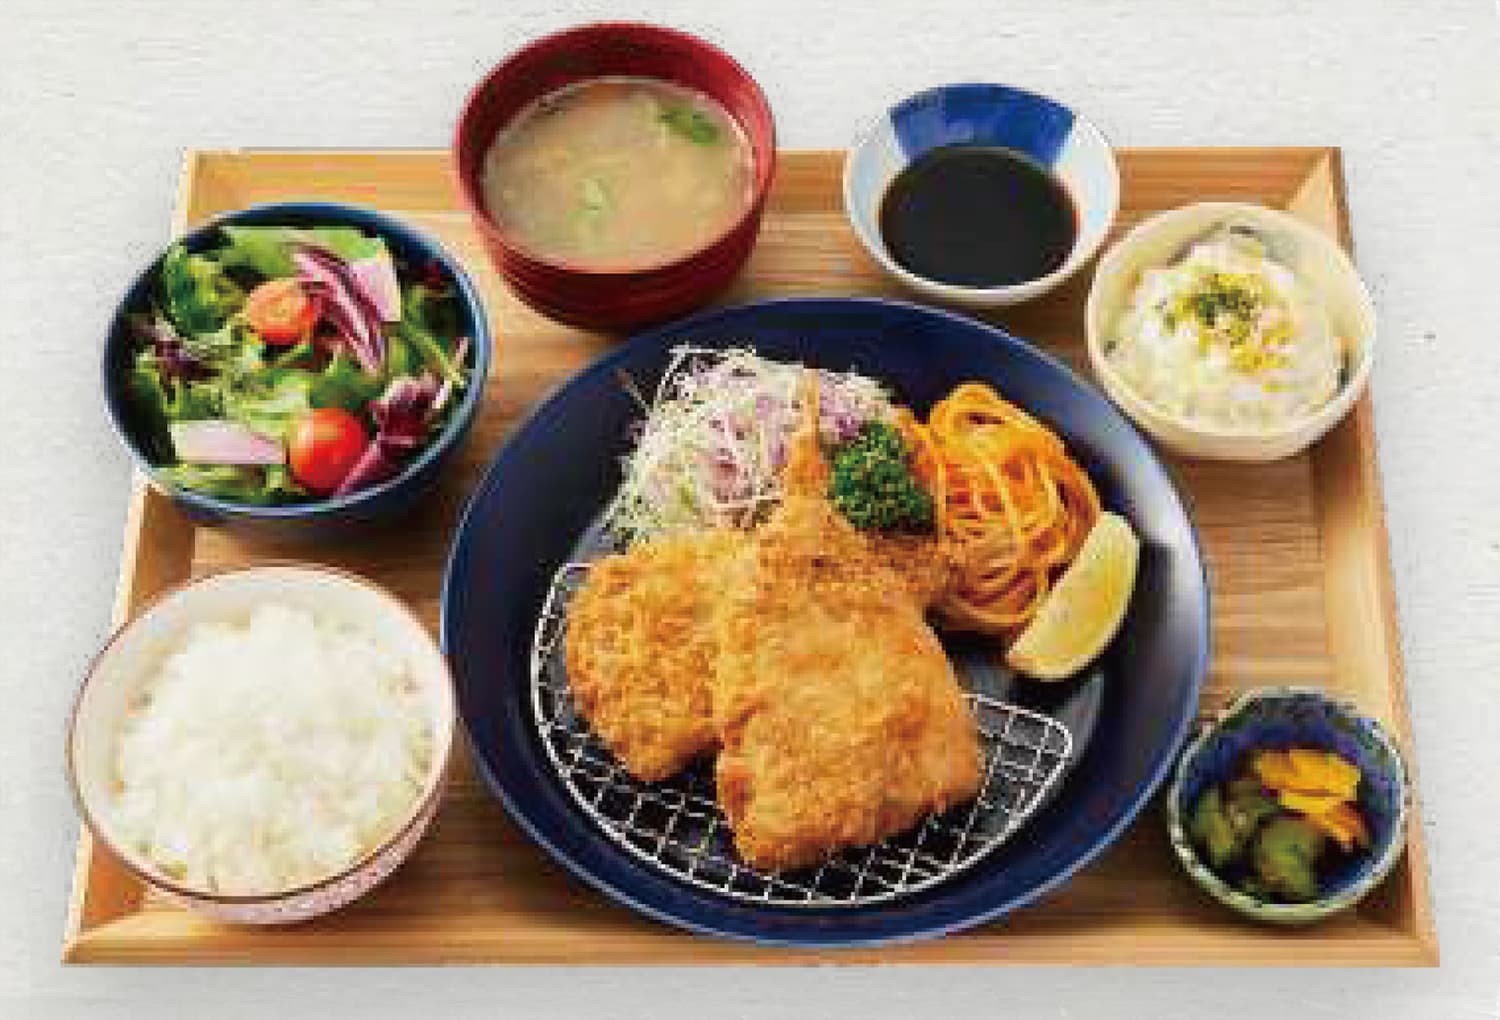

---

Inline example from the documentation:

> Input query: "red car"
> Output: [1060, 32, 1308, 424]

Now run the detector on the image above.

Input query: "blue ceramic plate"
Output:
[442, 297, 1209, 946]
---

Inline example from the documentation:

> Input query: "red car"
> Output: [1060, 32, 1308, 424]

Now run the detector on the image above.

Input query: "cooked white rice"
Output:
[110, 603, 432, 895]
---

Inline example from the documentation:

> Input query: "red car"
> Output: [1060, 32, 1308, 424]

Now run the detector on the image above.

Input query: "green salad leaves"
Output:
[397, 283, 466, 385]
[161, 245, 243, 334]
[126, 225, 471, 504]
[156, 463, 304, 504]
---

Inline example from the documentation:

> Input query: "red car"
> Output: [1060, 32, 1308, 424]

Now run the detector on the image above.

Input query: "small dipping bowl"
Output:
[1086, 202, 1377, 461]
[102, 202, 493, 540]
[453, 22, 777, 331]
[1166, 687, 1410, 924]
[843, 83, 1119, 308]
[66, 564, 456, 924]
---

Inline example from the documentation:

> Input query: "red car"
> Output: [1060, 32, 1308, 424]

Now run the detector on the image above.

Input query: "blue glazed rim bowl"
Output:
[441, 296, 1210, 946]
[102, 201, 492, 535]
[1166, 686, 1411, 924]
[843, 82, 1120, 308]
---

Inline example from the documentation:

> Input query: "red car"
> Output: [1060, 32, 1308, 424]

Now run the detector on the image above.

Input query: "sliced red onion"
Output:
[350, 252, 401, 322]
[293, 245, 385, 375]
[169, 420, 284, 465]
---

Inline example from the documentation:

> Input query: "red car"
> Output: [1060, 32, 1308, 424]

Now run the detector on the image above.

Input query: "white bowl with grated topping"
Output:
[1085, 202, 1377, 461]
[66, 564, 455, 924]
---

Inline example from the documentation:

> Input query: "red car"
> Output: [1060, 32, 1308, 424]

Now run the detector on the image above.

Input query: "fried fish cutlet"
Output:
[565, 530, 744, 782]
[712, 545, 982, 870]
[869, 531, 961, 608]
[710, 386, 983, 871]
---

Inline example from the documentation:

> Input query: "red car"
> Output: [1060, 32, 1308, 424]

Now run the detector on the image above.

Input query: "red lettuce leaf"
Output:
[133, 314, 211, 381]
[332, 374, 442, 496]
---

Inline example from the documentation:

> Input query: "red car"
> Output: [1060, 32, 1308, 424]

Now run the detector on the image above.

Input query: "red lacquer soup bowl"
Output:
[453, 22, 777, 332]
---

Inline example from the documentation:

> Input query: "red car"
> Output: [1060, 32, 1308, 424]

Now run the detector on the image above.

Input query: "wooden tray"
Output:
[63, 147, 1436, 966]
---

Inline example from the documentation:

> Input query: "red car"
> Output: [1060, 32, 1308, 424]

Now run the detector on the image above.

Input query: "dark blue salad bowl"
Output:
[102, 201, 492, 541]
[442, 297, 1211, 946]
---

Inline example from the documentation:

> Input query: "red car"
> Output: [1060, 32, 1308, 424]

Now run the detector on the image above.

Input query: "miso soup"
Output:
[481, 77, 754, 269]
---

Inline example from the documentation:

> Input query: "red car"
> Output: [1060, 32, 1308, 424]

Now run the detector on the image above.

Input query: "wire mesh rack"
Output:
[529, 560, 1076, 908]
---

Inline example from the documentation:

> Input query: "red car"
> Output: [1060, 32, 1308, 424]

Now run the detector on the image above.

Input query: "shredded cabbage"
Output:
[607, 347, 895, 542]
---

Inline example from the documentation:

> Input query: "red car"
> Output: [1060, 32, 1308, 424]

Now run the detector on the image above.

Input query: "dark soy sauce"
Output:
[878, 145, 1078, 287]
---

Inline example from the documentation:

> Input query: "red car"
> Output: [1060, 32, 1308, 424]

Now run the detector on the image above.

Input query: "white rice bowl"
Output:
[68, 565, 454, 915]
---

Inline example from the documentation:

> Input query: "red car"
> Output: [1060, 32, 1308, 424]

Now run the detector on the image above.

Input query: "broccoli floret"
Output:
[828, 422, 935, 533]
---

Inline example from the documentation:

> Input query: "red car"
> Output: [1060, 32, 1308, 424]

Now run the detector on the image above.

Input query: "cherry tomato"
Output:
[288, 408, 367, 495]
[244, 278, 319, 343]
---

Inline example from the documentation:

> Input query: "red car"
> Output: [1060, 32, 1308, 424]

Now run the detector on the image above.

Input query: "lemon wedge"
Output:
[1006, 512, 1140, 681]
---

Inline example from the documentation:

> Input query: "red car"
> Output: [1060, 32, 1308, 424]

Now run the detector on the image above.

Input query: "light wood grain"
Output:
[62, 147, 1435, 967]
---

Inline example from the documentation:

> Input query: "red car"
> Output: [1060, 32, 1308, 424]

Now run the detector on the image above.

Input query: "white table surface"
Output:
[4, 0, 1499, 1016]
